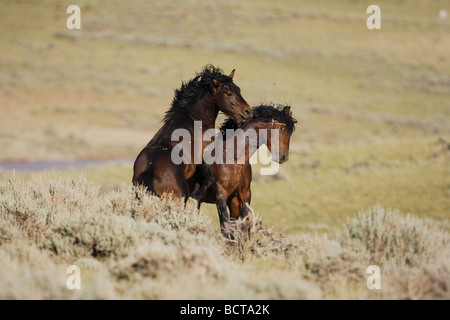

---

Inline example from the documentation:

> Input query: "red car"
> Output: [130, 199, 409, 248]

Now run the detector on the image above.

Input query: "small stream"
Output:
[0, 158, 134, 172]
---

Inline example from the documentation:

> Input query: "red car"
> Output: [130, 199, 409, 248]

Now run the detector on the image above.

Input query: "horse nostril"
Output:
[244, 109, 251, 115]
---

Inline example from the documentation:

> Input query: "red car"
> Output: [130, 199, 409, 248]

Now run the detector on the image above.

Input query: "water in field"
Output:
[0, 158, 134, 172]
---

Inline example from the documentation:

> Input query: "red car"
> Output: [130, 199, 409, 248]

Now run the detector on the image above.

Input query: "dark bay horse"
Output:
[188, 105, 297, 237]
[132, 65, 252, 201]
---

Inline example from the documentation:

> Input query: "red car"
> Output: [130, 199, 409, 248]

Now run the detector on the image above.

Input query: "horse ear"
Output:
[283, 106, 291, 114]
[212, 78, 223, 95]
[228, 69, 235, 79]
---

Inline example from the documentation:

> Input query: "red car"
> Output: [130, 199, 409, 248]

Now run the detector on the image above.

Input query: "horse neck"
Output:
[185, 93, 218, 130]
[232, 120, 272, 163]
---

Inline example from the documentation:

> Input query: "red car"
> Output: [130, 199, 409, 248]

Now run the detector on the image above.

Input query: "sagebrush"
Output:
[0, 174, 448, 299]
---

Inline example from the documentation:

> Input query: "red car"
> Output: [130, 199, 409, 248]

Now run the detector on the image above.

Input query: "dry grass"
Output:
[0, 0, 448, 299]
[340, 205, 449, 268]
[0, 174, 448, 299]
[0, 0, 448, 238]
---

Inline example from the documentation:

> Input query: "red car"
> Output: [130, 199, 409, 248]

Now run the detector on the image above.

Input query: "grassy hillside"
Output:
[0, 0, 449, 299]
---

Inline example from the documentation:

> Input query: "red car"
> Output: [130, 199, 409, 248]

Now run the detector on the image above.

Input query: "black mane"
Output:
[163, 65, 232, 123]
[220, 104, 297, 136]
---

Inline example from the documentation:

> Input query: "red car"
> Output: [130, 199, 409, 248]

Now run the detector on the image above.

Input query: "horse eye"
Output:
[224, 91, 232, 96]
[280, 127, 285, 131]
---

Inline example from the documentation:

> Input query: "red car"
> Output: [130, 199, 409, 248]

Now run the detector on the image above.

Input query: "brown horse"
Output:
[132, 65, 252, 201]
[188, 105, 296, 237]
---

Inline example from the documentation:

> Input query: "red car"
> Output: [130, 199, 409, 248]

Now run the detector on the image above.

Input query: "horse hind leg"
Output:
[154, 175, 190, 203]
[228, 189, 251, 221]
[228, 195, 254, 240]
[228, 196, 241, 220]
[190, 164, 215, 201]
[215, 186, 234, 240]
[152, 156, 190, 203]
[240, 189, 251, 220]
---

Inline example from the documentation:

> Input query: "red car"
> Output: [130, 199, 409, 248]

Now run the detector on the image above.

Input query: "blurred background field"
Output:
[0, 0, 448, 234]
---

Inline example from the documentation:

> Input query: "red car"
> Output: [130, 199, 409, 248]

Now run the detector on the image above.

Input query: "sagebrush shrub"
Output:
[1, 175, 448, 299]
[340, 205, 449, 267]
[43, 213, 149, 259]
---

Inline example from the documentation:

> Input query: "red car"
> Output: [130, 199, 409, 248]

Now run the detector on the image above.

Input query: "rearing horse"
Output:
[132, 65, 252, 201]
[188, 105, 296, 237]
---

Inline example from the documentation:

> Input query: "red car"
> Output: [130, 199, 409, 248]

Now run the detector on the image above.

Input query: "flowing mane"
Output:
[163, 65, 233, 124]
[220, 104, 297, 137]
